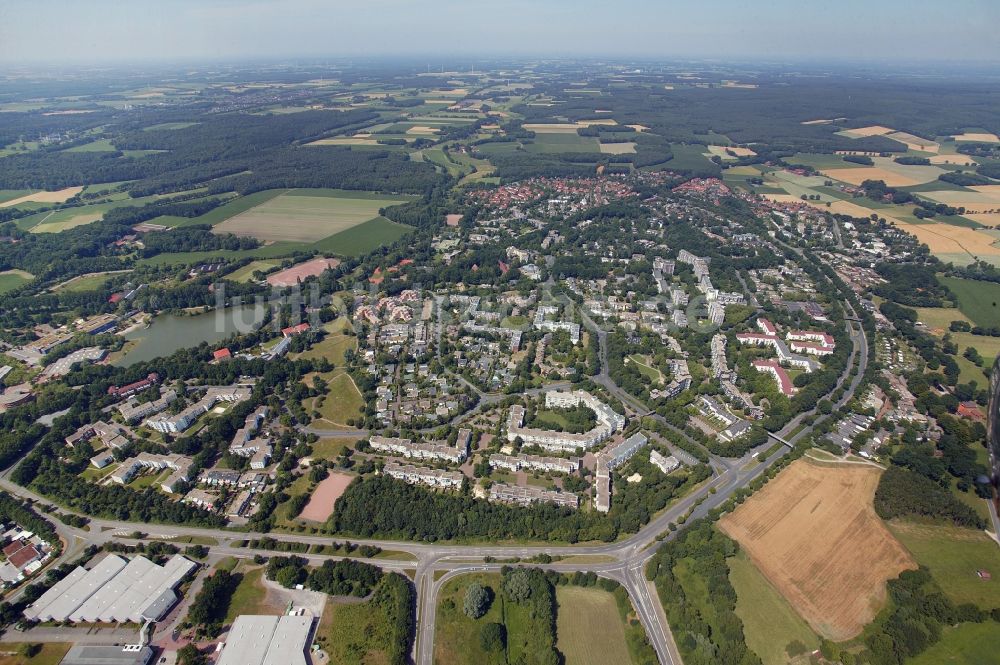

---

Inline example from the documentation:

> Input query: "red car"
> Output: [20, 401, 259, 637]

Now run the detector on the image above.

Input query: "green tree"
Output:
[463, 582, 492, 619]
[479, 622, 506, 652]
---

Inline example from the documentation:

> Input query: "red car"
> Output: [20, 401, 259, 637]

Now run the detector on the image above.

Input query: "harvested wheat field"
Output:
[0, 186, 83, 208]
[821, 167, 921, 187]
[707, 144, 756, 158]
[837, 125, 894, 138]
[953, 132, 1000, 143]
[599, 141, 636, 154]
[885, 131, 939, 152]
[719, 458, 915, 641]
[892, 220, 1000, 260]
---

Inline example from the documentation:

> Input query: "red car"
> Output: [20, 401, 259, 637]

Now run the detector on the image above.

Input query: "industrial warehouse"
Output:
[216, 614, 314, 665]
[23, 554, 195, 624]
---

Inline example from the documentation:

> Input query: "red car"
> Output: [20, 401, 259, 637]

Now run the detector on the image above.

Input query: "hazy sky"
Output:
[2, 0, 998, 65]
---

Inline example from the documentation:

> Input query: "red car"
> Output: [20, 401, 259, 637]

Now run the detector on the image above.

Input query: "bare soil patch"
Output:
[299, 472, 354, 522]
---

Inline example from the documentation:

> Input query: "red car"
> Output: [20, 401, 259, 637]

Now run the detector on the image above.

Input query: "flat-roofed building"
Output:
[59, 644, 153, 665]
[383, 460, 464, 489]
[488, 482, 578, 509]
[216, 614, 313, 665]
[650, 450, 680, 474]
[488, 453, 581, 475]
[369, 435, 467, 464]
[24, 554, 194, 624]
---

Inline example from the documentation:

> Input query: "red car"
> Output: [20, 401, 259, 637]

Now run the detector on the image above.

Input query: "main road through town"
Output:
[0, 291, 867, 665]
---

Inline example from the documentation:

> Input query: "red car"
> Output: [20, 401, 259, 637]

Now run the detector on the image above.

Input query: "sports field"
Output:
[224, 260, 280, 283]
[298, 472, 354, 522]
[718, 457, 915, 641]
[555, 586, 634, 665]
[728, 549, 819, 665]
[213, 190, 409, 243]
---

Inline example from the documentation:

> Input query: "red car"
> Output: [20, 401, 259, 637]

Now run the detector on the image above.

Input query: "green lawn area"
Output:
[310, 216, 414, 256]
[307, 372, 365, 428]
[949, 331, 1000, 364]
[0, 269, 33, 294]
[728, 549, 820, 665]
[500, 315, 530, 329]
[889, 520, 1000, 610]
[433, 573, 507, 665]
[555, 586, 635, 665]
[64, 138, 116, 152]
[310, 438, 352, 460]
[0, 642, 71, 665]
[907, 621, 1000, 665]
[223, 260, 280, 283]
[627, 354, 663, 384]
[224, 566, 281, 622]
[938, 276, 1000, 328]
[53, 271, 124, 293]
[914, 306, 972, 332]
[296, 332, 357, 367]
[128, 468, 171, 490]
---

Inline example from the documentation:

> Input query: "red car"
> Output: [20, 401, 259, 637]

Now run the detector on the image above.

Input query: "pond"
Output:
[113, 304, 268, 366]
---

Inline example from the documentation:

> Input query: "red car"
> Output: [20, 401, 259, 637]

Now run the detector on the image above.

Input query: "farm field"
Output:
[946, 331, 1000, 363]
[718, 457, 915, 641]
[0, 186, 82, 208]
[938, 276, 1000, 328]
[213, 189, 410, 243]
[891, 221, 1000, 266]
[888, 521, 1000, 610]
[906, 621, 1000, 665]
[555, 586, 635, 665]
[599, 141, 636, 154]
[311, 215, 413, 256]
[0, 269, 33, 294]
[666, 143, 718, 172]
[525, 133, 600, 153]
[728, 549, 820, 665]
[223, 260, 280, 283]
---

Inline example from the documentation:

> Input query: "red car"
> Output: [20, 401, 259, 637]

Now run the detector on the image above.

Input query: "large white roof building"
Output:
[23, 554, 195, 624]
[216, 615, 313, 665]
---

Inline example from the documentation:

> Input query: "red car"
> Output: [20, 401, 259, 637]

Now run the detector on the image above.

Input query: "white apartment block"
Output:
[488, 482, 579, 509]
[383, 460, 464, 489]
[649, 450, 680, 474]
[369, 435, 467, 464]
[489, 453, 581, 475]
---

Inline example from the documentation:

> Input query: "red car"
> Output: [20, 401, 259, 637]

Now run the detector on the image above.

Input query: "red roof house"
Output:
[212, 348, 232, 361]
